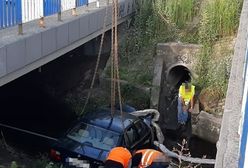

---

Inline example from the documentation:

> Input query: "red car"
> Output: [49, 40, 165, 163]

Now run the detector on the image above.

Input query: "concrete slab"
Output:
[57, 23, 69, 49]
[88, 12, 98, 34]
[42, 28, 57, 56]
[79, 15, 90, 38]
[97, 8, 105, 30]
[6, 40, 26, 73]
[106, 6, 112, 26]
[26, 33, 42, 64]
[68, 19, 80, 43]
[0, 47, 6, 77]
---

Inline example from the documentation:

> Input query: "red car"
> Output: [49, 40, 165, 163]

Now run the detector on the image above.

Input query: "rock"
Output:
[191, 99, 200, 125]
[192, 111, 222, 143]
[199, 87, 224, 116]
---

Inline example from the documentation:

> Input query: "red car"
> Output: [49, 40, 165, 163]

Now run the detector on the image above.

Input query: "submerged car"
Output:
[50, 108, 154, 167]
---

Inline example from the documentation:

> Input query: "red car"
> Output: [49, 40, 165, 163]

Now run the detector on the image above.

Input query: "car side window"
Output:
[135, 121, 149, 139]
[125, 125, 139, 148]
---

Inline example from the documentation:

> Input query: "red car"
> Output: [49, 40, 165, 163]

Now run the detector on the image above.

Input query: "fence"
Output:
[0, 0, 98, 31]
[0, 0, 22, 29]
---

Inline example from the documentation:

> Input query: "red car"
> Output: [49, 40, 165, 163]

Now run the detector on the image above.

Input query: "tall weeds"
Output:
[164, 0, 196, 28]
[199, 0, 241, 44]
[196, 0, 242, 96]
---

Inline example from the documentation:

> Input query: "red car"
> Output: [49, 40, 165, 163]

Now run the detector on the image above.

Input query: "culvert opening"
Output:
[163, 64, 217, 160]
[167, 65, 192, 88]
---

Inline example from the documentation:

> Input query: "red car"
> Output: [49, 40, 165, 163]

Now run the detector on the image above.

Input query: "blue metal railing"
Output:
[0, 0, 89, 30]
[44, 0, 61, 17]
[0, 0, 22, 29]
[76, 0, 88, 7]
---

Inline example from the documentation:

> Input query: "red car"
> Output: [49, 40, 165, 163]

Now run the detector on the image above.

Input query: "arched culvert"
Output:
[166, 64, 192, 88]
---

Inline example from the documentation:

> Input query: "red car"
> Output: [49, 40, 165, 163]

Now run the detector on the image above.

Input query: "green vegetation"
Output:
[196, 0, 241, 96]
[120, 0, 242, 98]
[199, 0, 241, 44]
[157, 0, 197, 28]
[120, 84, 150, 109]
[32, 156, 62, 168]
[118, 0, 177, 86]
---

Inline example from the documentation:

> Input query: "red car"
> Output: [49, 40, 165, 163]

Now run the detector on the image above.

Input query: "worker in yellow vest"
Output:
[178, 82, 195, 124]
[132, 149, 170, 168]
[104, 147, 132, 168]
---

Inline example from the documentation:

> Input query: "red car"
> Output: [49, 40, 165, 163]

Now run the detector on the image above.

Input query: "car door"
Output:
[124, 124, 139, 151]
[133, 121, 152, 148]
[124, 120, 152, 151]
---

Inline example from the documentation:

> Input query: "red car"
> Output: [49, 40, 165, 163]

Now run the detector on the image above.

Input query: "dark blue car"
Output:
[50, 108, 154, 167]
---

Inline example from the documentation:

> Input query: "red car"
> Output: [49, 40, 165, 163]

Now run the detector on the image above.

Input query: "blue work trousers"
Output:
[177, 98, 188, 124]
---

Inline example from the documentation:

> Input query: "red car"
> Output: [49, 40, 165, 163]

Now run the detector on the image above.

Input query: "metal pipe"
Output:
[0, 123, 58, 142]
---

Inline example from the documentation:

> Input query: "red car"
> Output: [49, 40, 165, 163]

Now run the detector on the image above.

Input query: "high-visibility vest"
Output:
[106, 147, 132, 168]
[179, 84, 195, 104]
[135, 149, 163, 168]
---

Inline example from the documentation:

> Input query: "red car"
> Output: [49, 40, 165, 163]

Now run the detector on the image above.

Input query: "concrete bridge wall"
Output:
[215, 0, 248, 167]
[0, 0, 135, 87]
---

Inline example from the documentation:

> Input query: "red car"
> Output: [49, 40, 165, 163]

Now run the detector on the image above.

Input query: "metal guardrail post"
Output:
[96, 0, 100, 8]
[72, 8, 77, 16]
[39, 17, 45, 28]
[18, 23, 23, 35]
[58, 11, 62, 21]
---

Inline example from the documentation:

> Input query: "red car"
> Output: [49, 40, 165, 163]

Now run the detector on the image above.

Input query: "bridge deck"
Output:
[0, 0, 134, 86]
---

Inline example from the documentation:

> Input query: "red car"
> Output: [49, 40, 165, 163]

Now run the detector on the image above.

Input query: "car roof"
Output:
[80, 108, 139, 133]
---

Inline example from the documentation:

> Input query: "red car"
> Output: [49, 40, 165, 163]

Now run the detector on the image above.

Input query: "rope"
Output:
[80, 1, 110, 116]
[114, 0, 125, 130]
[111, 0, 116, 117]
[110, 0, 125, 130]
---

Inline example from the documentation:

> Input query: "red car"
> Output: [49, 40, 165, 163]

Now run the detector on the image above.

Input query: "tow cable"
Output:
[0, 123, 58, 142]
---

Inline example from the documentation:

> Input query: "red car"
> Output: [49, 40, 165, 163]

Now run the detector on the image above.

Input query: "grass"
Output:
[199, 0, 241, 44]
[195, 0, 241, 96]
[162, 0, 196, 28]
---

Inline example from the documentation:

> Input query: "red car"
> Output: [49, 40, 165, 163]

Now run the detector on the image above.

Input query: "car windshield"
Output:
[67, 122, 120, 151]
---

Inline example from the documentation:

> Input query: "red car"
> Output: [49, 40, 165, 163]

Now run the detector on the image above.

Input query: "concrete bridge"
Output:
[215, 0, 248, 167]
[0, 0, 134, 87]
